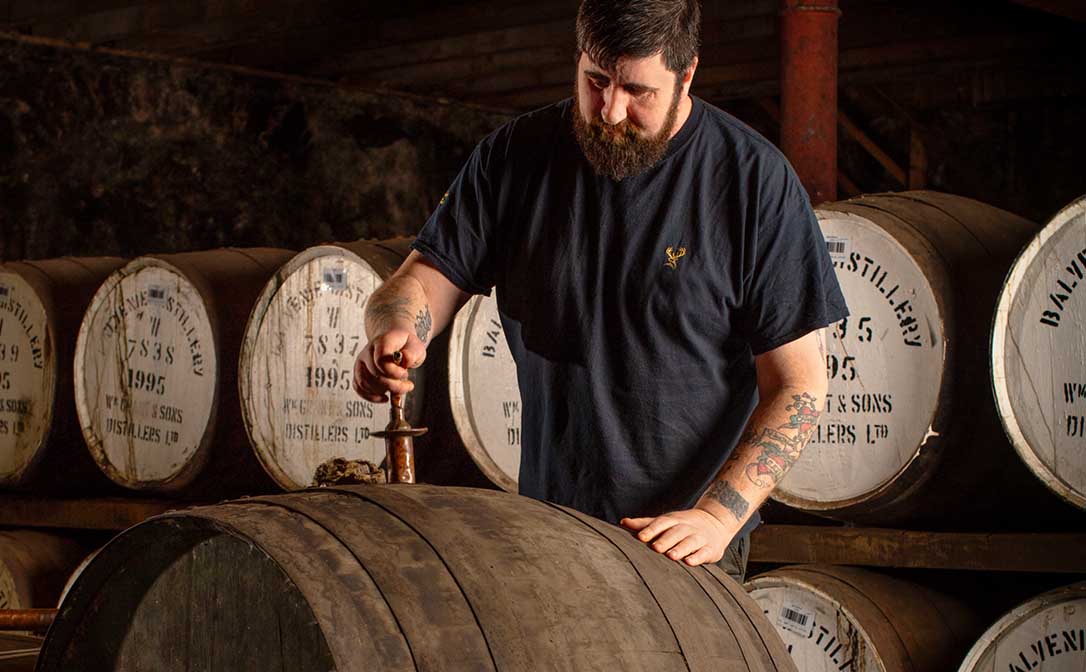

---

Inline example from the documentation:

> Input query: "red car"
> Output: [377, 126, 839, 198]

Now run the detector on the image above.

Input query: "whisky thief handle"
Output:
[373, 351, 427, 484]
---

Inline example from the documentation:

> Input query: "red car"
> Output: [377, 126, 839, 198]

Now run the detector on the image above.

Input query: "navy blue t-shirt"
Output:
[413, 96, 848, 532]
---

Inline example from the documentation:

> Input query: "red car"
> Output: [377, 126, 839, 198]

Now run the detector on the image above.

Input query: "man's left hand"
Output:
[620, 508, 734, 567]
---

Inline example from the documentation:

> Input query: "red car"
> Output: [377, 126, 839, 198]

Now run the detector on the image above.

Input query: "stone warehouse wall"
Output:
[0, 35, 509, 260]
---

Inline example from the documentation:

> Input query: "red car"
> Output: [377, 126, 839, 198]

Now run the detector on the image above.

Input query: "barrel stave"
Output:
[249, 491, 495, 671]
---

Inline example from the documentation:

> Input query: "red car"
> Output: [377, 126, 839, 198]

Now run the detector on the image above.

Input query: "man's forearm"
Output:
[697, 387, 822, 531]
[364, 275, 434, 344]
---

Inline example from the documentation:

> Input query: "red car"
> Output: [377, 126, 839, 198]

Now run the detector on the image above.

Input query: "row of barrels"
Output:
[0, 190, 1084, 526]
[0, 240, 419, 497]
[2, 488, 1083, 671]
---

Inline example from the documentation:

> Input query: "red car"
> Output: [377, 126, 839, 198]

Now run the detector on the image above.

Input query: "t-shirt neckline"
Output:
[662, 94, 703, 161]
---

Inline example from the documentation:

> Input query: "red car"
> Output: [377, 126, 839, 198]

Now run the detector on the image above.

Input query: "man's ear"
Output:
[682, 55, 699, 94]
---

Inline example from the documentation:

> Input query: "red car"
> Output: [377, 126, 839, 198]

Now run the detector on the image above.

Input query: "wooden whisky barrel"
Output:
[55, 548, 98, 608]
[238, 238, 422, 490]
[0, 257, 125, 492]
[992, 196, 1086, 510]
[74, 248, 294, 497]
[958, 582, 1086, 672]
[747, 565, 981, 672]
[774, 191, 1052, 525]
[0, 531, 86, 610]
[440, 291, 522, 491]
[40, 485, 795, 672]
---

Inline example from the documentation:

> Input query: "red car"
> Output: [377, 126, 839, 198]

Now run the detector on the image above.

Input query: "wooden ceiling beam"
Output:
[1007, 0, 1086, 23]
[316, 19, 574, 78]
[484, 30, 1068, 108]
[343, 46, 573, 90]
[324, 12, 775, 86]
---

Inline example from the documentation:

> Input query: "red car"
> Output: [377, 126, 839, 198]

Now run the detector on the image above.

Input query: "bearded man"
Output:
[353, 0, 848, 582]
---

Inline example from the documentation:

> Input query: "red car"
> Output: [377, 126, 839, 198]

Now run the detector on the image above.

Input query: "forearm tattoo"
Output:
[705, 481, 750, 521]
[368, 296, 413, 330]
[745, 393, 821, 488]
[415, 305, 432, 343]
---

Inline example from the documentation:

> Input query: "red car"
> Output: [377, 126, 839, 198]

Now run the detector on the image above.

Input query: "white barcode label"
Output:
[147, 285, 168, 304]
[778, 602, 815, 638]
[825, 236, 850, 260]
[322, 266, 347, 290]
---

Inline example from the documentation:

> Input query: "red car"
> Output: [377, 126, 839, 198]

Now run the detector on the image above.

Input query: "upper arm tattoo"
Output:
[704, 481, 750, 521]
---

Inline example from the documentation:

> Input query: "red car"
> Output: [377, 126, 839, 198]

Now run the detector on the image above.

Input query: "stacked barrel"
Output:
[0, 258, 126, 492]
[237, 239, 420, 490]
[746, 565, 983, 672]
[73, 248, 295, 497]
[992, 197, 1086, 512]
[776, 192, 1053, 524]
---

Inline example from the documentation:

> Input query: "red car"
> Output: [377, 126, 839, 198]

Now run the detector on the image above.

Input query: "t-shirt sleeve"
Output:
[740, 159, 850, 355]
[410, 134, 500, 296]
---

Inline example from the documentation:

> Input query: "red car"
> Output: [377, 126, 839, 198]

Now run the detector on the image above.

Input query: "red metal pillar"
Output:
[780, 0, 840, 205]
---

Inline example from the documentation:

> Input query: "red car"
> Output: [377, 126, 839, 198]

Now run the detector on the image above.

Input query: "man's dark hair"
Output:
[576, 0, 701, 74]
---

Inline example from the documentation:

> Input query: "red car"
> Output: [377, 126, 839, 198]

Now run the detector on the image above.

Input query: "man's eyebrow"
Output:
[584, 69, 658, 94]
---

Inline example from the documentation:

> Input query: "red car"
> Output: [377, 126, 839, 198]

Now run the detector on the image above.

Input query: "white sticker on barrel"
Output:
[961, 592, 1086, 671]
[825, 236, 850, 262]
[81, 265, 216, 483]
[752, 585, 878, 671]
[993, 198, 1086, 508]
[247, 253, 383, 488]
[321, 264, 347, 291]
[0, 272, 51, 482]
[777, 212, 944, 504]
[451, 293, 521, 488]
[778, 601, 816, 638]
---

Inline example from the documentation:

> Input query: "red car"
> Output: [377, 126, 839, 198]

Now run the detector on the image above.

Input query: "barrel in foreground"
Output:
[40, 485, 795, 672]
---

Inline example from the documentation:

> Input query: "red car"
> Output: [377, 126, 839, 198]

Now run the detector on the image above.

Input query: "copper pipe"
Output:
[0, 609, 57, 631]
[780, 0, 840, 205]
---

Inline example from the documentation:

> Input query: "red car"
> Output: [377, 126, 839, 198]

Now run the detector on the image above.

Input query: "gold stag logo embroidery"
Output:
[664, 245, 687, 270]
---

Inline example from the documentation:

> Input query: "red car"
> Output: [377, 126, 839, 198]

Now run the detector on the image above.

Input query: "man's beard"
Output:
[572, 79, 683, 181]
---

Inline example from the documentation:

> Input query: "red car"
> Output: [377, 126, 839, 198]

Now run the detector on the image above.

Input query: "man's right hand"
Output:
[352, 329, 427, 403]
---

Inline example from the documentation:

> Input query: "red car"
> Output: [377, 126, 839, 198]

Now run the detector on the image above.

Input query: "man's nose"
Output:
[601, 86, 628, 125]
